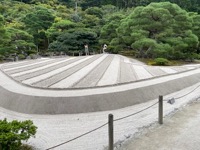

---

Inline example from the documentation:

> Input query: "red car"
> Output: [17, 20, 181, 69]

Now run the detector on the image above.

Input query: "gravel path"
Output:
[119, 101, 200, 150]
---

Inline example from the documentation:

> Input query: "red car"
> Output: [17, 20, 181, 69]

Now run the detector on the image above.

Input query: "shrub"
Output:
[29, 54, 37, 59]
[107, 45, 121, 54]
[18, 54, 26, 60]
[0, 119, 37, 150]
[26, 50, 37, 55]
[119, 50, 135, 56]
[154, 58, 170, 66]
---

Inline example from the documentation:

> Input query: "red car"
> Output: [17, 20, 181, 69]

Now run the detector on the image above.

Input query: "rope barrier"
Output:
[174, 84, 200, 100]
[46, 122, 108, 150]
[164, 84, 200, 102]
[46, 101, 159, 149]
[114, 101, 158, 122]
[46, 83, 200, 149]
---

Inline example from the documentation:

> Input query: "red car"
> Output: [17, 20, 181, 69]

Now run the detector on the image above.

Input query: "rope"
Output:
[45, 82, 200, 149]
[164, 84, 200, 102]
[46, 122, 108, 150]
[174, 84, 200, 100]
[46, 101, 159, 149]
[114, 101, 158, 122]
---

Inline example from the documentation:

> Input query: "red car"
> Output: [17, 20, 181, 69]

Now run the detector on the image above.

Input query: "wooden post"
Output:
[108, 114, 114, 150]
[159, 95, 163, 124]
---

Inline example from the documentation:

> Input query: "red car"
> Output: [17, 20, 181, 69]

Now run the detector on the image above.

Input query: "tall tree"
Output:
[49, 28, 98, 54]
[22, 6, 55, 51]
[116, 2, 199, 59]
[190, 12, 200, 53]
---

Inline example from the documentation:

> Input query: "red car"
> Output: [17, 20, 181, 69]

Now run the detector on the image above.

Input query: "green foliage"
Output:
[52, 20, 76, 31]
[153, 58, 170, 66]
[49, 28, 98, 54]
[85, 7, 103, 18]
[99, 12, 126, 52]
[22, 6, 55, 32]
[0, 15, 10, 50]
[0, 118, 37, 150]
[116, 2, 199, 60]
[29, 54, 37, 59]
[6, 28, 36, 54]
[197, 54, 200, 60]
[119, 50, 135, 56]
[26, 50, 37, 55]
[22, 6, 55, 49]
[0, 0, 199, 61]
[18, 54, 26, 60]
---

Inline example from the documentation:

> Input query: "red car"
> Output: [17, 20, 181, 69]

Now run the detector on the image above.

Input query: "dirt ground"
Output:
[119, 101, 200, 150]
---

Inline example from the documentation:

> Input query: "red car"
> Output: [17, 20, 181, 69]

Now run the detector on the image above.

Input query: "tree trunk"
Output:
[37, 45, 39, 53]
[75, 1, 78, 15]
[145, 46, 152, 58]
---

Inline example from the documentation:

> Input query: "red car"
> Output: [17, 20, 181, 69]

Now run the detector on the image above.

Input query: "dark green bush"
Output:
[26, 50, 37, 55]
[0, 119, 37, 150]
[29, 54, 37, 59]
[18, 54, 26, 60]
[107, 45, 121, 54]
[154, 58, 170, 66]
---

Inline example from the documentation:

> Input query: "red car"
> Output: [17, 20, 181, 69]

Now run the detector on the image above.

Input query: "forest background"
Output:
[0, 0, 200, 61]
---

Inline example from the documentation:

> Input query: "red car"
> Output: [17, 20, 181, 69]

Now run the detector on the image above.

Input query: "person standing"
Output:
[103, 44, 107, 53]
[84, 44, 89, 56]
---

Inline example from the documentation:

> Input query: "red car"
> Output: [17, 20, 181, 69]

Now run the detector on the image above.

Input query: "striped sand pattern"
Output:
[51, 54, 108, 88]
[1, 60, 30, 68]
[0, 58, 49, 69]
[4, 58, 65, 75]
[144, 66, 167, 76]
[119, 56, 137, 83]
[73, 54, 114, 88]
[13, 57, 84, 81]
[11, 57, 76, 77]
[132, 65, 153, 80]
[97, 55, 121, 86]
[0, 54, 198, 89]
[172, 66, 188, 72]
[31, 55, 101, 87]
[2, 58, 51, 71]
[23, 56, 95, 86]
[160, 67, 177, 74]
